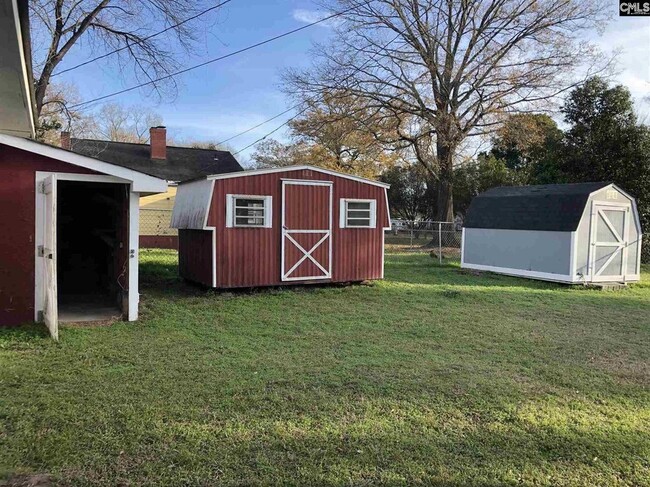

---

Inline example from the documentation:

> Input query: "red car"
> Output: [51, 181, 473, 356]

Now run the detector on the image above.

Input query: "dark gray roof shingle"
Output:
[70, 138, 243, 182]
[464, 182, 611, 232]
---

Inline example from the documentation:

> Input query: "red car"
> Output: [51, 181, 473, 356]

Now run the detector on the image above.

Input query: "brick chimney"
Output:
[149, 126, 167, 160]
[60, 131, 71, 150]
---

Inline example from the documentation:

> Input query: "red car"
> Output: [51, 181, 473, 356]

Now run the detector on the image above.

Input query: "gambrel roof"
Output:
[464, 182, 614, 232]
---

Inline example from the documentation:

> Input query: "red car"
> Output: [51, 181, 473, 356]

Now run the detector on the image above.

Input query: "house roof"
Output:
[464, 182, 612, 232]
[70, 138, 244, 182]
[0, 133, 167, 193]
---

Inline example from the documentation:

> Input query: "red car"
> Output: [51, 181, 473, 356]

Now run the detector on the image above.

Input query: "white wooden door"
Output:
[42, 174, 58, 340]
[590, 203, 630, 282]
[281, 180, 332, 281]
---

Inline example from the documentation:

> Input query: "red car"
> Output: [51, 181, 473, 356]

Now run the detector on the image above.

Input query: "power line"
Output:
[231, 107, 308, 155]
[69, 4, 363, 110]
[230, 14, 417, 155]
[216, 104, 300, 145]
[53, 0, 233, 77]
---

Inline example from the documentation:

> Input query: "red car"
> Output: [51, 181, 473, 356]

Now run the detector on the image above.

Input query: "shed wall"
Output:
[206, 169, 388, 288]
[178, 229, 214, 287]
[574, 186, 641, 278]
[0, 144, 95, 326]
[463, 228, 572, 276]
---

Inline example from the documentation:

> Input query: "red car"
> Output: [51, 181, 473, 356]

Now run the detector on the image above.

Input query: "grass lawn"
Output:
[1, 254, 649, 486]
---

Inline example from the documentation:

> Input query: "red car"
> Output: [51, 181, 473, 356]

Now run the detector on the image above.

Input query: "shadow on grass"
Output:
[0, 323, 49, 344]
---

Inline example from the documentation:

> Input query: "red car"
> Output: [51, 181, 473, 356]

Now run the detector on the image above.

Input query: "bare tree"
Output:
[92, 103, 163, 142]
[29, 0, 223, 119]
[286, 0, 609, 220]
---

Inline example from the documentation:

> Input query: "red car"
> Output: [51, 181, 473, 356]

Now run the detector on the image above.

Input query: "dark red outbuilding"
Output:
[171, 166, 391, 288]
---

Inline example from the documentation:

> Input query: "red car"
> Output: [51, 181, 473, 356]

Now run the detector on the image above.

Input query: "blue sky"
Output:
[54, 2, 649, 164]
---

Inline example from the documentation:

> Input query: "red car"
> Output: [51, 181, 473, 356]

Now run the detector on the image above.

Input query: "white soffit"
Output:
[0, 0, 35, 138]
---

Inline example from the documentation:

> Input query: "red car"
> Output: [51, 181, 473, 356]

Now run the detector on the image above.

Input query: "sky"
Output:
[51, 1, 650, 164]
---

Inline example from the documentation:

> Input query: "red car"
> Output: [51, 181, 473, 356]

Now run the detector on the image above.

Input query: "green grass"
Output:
[1, 255, 649, 486]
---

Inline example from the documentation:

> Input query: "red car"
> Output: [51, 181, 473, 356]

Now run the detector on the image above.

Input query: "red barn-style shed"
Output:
[171, 166, 391, 288]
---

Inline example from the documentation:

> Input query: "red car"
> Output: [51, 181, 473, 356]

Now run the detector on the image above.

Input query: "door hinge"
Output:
[38, 245, 44, 257]
[38, 181, 46, 194]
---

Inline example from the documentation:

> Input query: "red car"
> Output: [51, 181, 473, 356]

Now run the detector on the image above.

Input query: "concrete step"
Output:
[586, 282, 628, 291]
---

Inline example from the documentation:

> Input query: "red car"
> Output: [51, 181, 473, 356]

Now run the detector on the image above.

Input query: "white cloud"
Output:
[588, 17, 650, 111]
[292, 8, 339, 27]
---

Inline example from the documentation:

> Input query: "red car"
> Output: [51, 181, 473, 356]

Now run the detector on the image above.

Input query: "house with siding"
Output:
[66, 128, 244, 249]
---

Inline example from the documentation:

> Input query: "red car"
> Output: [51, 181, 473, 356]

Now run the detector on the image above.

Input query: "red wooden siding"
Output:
[178, 230, 213, 286]
[0, 145, 95, 326]
[199, 168, 388, 288]
[140, 235, 179, 249]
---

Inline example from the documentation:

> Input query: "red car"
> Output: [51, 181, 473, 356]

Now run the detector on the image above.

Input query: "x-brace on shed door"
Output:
[590, 202, 630, 282]
[281, 180, 332, 281]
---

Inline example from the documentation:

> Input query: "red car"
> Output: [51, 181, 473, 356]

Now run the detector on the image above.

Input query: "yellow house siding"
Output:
[140, 187, 177, 236]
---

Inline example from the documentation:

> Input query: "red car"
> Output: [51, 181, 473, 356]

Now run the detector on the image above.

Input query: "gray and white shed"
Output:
[461, 183, 642, 283]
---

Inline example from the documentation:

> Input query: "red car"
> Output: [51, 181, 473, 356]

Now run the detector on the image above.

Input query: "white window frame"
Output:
[339, 198, 377, 229]
[226, 194, 272, 228]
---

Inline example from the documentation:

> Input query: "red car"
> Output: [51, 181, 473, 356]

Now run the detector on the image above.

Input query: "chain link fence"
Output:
[642, 234, 650, 264]
[139, 211, 462, 279]
[384, 220, 462, 263]
[140, 209, 179, 277]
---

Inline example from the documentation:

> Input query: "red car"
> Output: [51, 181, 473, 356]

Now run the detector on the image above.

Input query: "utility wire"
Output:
[53, 0, 233, 77]
[230, 12, 417, 155]
[69, 4, 365, 110]
[216, 104, 300, 145]
[231, 108, 308, 155]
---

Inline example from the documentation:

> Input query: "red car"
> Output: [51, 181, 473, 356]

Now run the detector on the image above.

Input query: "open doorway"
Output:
[57, 180, 129, 322]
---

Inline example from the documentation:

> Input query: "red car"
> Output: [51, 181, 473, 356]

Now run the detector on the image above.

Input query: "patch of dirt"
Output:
[62, 318, 120, 328]
[589, 351, 650, 387]
[1, 474, 52, 487]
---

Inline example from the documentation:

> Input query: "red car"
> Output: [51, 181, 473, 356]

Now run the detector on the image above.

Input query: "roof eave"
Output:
[201, 165, 390, 188]
[0, 134, 168, 192]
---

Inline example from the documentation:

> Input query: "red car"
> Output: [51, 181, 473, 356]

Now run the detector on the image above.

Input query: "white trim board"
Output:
[205, 165, 390, 188]
[0, 133, 167, 193]
[34, 171, 144, 322]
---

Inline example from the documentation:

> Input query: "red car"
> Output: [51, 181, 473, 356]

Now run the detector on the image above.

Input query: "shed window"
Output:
[340, 199, 376, 228]
[226, 195, 272, 228]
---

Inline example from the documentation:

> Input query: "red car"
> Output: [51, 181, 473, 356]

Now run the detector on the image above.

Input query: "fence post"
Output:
[438, 222, 442, 264]
[410, 221, 414, 252]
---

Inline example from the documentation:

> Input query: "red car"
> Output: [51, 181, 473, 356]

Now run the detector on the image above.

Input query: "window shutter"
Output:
[339, 199, 347, 228]
[264, 196, 273, 228]
[225, 194, 234, 228]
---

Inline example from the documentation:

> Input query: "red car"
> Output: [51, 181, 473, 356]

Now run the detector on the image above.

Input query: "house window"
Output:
[340, 199, 376, 228]
[226, 195, 272, 228]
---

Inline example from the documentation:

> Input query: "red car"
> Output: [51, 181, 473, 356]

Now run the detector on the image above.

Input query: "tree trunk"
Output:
[435, 141, 454, 222]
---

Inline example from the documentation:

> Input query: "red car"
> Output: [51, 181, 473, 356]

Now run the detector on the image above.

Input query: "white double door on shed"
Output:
[589, 202, 631, 282]
[281, 180, 333, 281]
